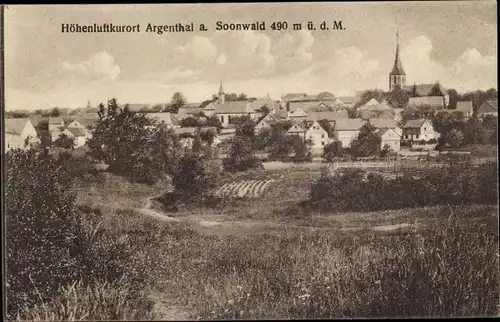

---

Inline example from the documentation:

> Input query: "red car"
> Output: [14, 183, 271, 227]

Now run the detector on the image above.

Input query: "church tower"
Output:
[389, 31, 406, 91]
[218, 81, 225, 104]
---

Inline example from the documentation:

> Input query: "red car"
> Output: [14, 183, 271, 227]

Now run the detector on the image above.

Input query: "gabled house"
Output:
[305, 121, 330, 152]
[375, 128, 401, 153]
[61, 127, 92, 148]
[286, 123, 306, 139]
[306, 111, 346, 125]
[254, 113, 280, 135]
[147, 112, 181, 129]
[5, 118, 39, 151]
[368, 118, 402, 137]
[477, 100, 498, 118]
[48, 116, 65, 132]
[402, 119, 440, 142]
[332, 118, 366, 148]
[287, 107, 307, 122]
[213, 101, 257, 127]
[404, 82, 449, 109]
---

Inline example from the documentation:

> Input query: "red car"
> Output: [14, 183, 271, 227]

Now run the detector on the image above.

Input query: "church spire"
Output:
[390, 31, 405, 76]
[218, 80, 225, 104]
[218, 80, 224, 95]
[389, 31, 406, 91]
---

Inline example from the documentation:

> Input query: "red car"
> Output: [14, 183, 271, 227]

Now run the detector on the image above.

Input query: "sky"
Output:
[3, 2, 497, 111]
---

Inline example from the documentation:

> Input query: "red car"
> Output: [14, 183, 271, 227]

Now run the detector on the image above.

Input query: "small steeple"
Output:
[390, 31, 405, 76]
[218, 80, 225, 104]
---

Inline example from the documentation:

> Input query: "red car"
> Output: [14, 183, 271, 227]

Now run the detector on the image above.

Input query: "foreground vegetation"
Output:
[5, 98, 498, 320]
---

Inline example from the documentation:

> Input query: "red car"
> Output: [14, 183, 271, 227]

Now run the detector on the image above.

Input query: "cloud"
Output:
[401, 36, 497, 91]
[272, 30, 315, 74]
[61, 51, 121, 80]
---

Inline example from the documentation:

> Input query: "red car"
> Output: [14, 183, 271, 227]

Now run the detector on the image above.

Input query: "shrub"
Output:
[223, 135, 262, 172]
[308, 163, 498, 212]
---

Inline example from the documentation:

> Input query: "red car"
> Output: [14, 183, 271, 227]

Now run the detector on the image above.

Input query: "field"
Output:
[73, 163, 500, 319]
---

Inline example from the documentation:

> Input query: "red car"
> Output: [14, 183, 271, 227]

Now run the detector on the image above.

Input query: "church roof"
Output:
[403, 83, 447, 97]
[390, 35, 406, 76]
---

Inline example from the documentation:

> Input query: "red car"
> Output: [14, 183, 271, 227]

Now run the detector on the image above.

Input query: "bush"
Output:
[308, 163, 498, 212]
[223, 135, 263, 173]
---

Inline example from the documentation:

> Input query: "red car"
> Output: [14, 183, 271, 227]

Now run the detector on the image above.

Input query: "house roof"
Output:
[147, 112, 180, 125]
[375, 128, 401, 138]
[257, 113, 280, 125]
[403, 119, 427, 129]
[76, 118, 99, 128]
[478, 100, 498, 113]
[288, 100, 338, 112]
[368, 118, 398, 129]
[249, 100, 279, 112]
[337, 96, 356, 105]
[48, 116, 63, 124]
[333, 118, 365, 131]
[213, 101, 254, 114]
[274, 109, 288, 119]
[456, 101, 473, 113]
[177, 106, 204, 115]
[287, 123, 306, 134]
[306, 121, 327, 133]
[65, 127, 88, 137]
[307, 111, 347, 122]
[408, 96, 446, 108]
[5, 118, 29, 134]
[361, 102, 392, 111]
[403, 83, 447, 97]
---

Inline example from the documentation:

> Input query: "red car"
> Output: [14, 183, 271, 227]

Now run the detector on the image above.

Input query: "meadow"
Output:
[66, 164, 500, 319]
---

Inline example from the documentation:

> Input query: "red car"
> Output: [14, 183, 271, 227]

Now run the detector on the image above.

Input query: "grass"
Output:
[28, 167, 497, 320]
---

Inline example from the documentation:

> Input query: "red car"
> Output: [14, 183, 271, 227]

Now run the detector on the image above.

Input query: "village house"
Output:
[210, 83, 257, 127]
[48, 116, 65, 132]
[368, 118, 402, 136]
[436, 101, 473, 119]
[146, 112, 181, 129]
[375, 128, 401, 153]
[5, 118, 40, 151]
[61, 127, 91, 148]
[404, 82, 450, 109]
[477, 100, 498, 118]
[286, 123, 306, 140]
[287, 106, 308, 123]
[332, 118, 366, 148]
[305, 121, 330, 154]
[306, 111, 347, 126]
[359, 99, 395, 120]
[254, 113, 280, 135]
[402, 119, 440, 142]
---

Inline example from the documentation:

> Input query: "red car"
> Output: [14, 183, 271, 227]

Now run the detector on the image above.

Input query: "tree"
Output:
[53, 133, 75, 149]
[167, 92, 187, 113]
[447, 89, 460, 109]
[87, 98, 175, 183]
[323, 140, 343, 162]
[172, 153, 219, 202]
[50, 107, 61, 116]
[237, 93, 248, 101]
[234, 115, 256, 141]
[318, 119, 334, 138]
[223, 135, 262, 172]
[348, 123, 382, 157]
[259, 105, 271, 115]
[151, 104, 164, 112]
[206, 115, 223, 133]
[5, 149, 82, 313]
[180, 116, 201, 127]
[225, 93, 239, 101]
[355, 89, 386, 108]
[387, 86, 409, 109]
[462, 117, 489, 145]
[482, 115, 498, 144]
[442, 129, 464, 149]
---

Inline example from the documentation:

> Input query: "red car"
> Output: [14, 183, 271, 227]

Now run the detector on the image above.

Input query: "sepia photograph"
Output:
[2, 2, 499, 320]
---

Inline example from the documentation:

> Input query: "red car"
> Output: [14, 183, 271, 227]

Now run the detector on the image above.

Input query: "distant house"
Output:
[213, 101, 257, 127]
[146, 112, 181, 129]
[250, 100, 279, 118]
[305, 121, 330, 153]
[359, 101, 394, 120]
[477, 100, 498, 119]
[404, 83, 449, 109]
[332, 118, 366, 148]
[254, 113, 280, 135]
[368, 118, 402, 137]
[5, 118, 39, 151]
[286, 123, 306, 139]
[176, 106, 204, 120]
[436, 101, 473, 119]
[48, 116, 65, 132]
[306, 111, 347, 125]
[61, 127, 92, 148]
[402, 119, 440, 142]
[375, 128, 401, 153]
[287, 107, 307, 122]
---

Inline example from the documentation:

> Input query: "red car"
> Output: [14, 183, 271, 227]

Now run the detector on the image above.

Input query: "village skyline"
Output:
[4, 2, 497, 111]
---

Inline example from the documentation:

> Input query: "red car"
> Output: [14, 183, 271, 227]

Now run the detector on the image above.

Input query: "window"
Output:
[321, 134, 325, 139]
[309, 136, 313, 140]
[405, 135, 408, 139]
[221, 115, 225, 123]
[423, 127, 427, 131]
[416, 135, 419, 139]
[321, 141, 325, 146]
